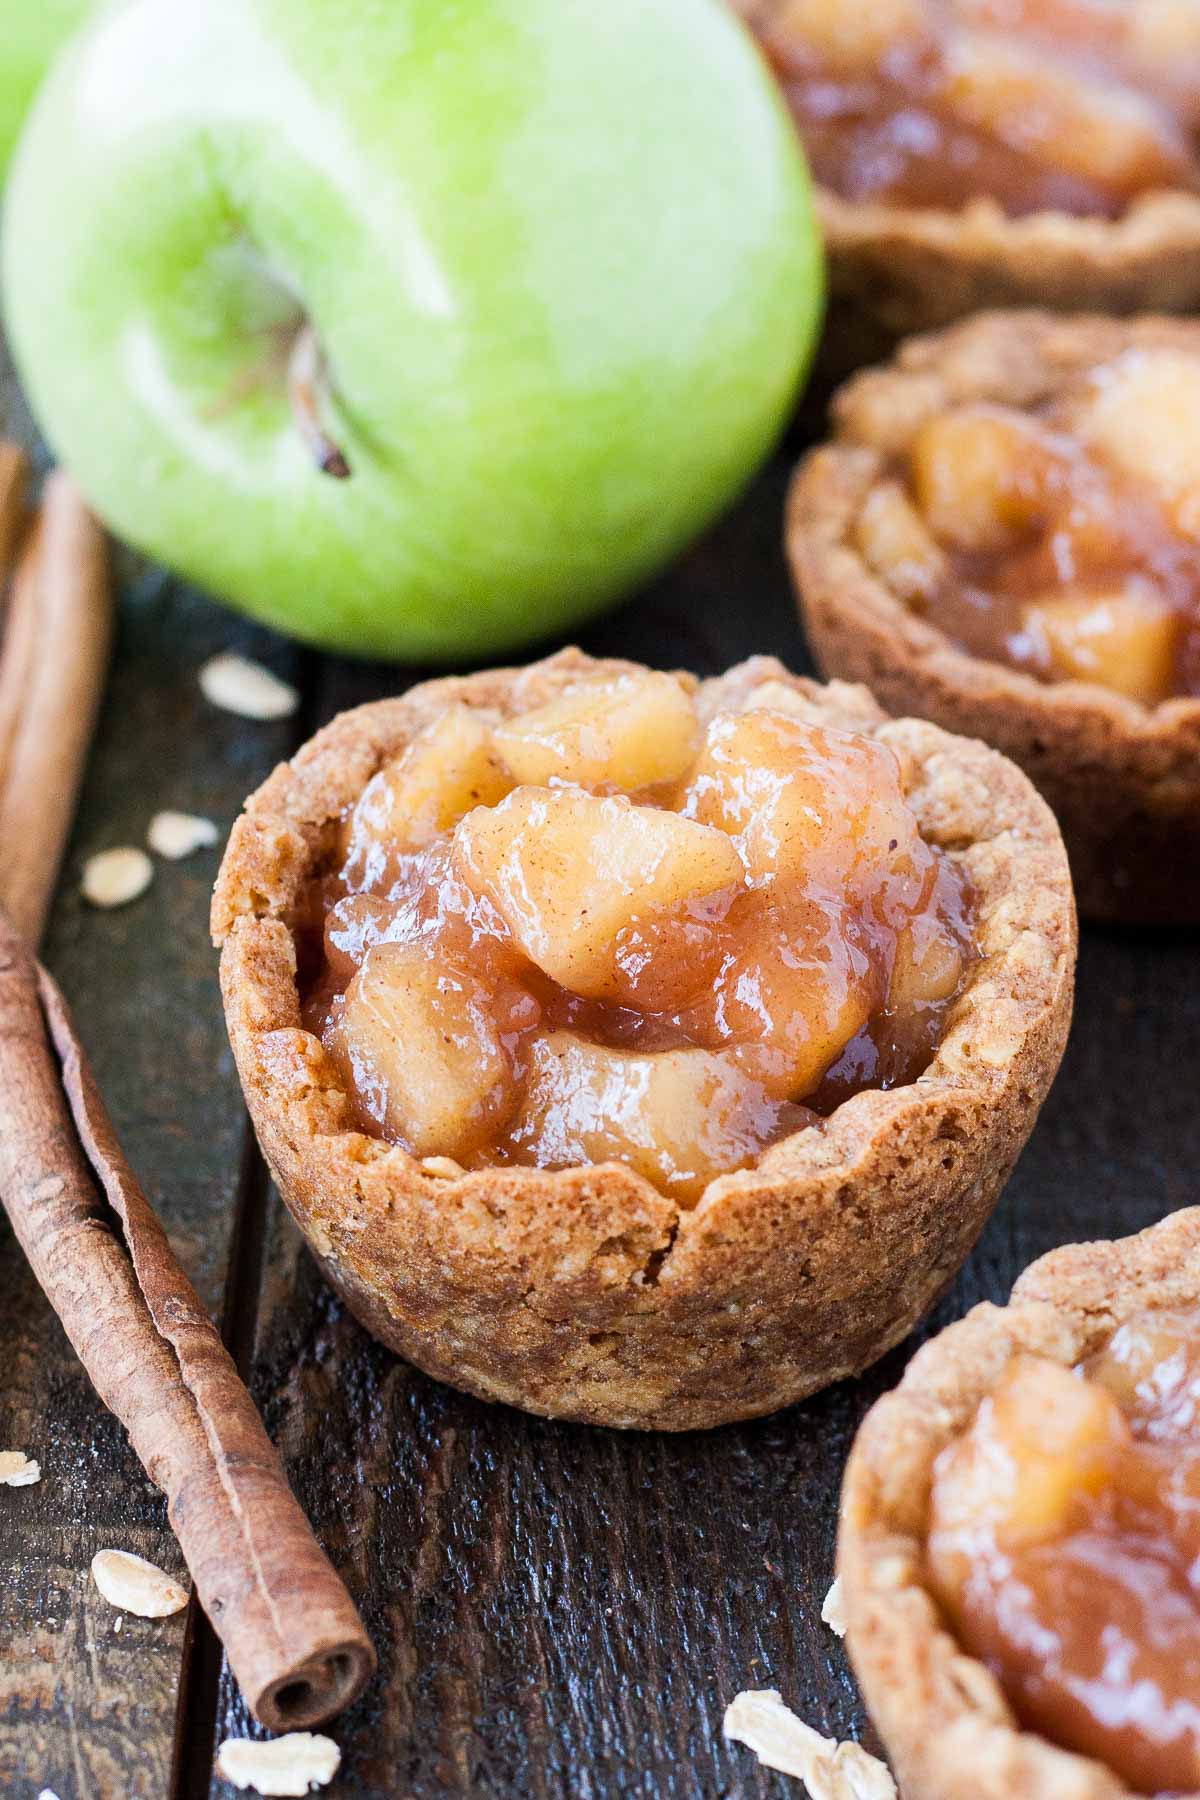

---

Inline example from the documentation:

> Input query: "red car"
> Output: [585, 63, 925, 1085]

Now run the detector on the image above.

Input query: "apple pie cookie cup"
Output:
[838, 1207, 1200, 1800]
[789, 311, 1200, 924]
[736, 0, 1200, 357]
[212, 650, 1075, 1431]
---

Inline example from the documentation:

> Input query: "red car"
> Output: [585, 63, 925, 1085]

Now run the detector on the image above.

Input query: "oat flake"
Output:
[724, 1689, 895, 1799]
[821, 1576, 847, 1637]
[90, 1549, 188, 1618]
[81, 847, 154, 910]
[147, 809, 220, 860]
[215, 1732, 341, 1796]
[200, 654, 299, 721]
[0, 1451, 40, 1487]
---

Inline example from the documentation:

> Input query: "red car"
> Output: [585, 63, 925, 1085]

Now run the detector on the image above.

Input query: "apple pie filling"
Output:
[739, 0, 1200, 219]
[297, 672, 973, 1203]
[930, 1306, 1200, 1795]
[850, 344, 1200, 704]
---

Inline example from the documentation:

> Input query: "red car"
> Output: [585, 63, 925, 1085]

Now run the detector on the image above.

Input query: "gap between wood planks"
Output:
[168, 648, 324, 1800]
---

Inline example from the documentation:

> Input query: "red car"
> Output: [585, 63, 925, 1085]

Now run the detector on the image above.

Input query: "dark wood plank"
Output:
[204, 449, 1200, 1798]
[0, 334, 304, 1799]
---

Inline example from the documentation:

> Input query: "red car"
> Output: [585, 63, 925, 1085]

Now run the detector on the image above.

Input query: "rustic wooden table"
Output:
[1, 353, 1196, 1800]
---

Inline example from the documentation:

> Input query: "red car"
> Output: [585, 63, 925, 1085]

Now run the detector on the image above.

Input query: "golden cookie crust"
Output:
[820, 192, 1200, 364]
[838, 1207, 1200, 1800]
[211, 649, 1075, 1431]
[788, 311, 1200, 924]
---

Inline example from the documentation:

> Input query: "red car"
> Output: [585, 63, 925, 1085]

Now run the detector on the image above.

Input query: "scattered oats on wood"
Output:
[821, 1576, 846, 1637]
[81, 847, 154, 910]
[724, 1690, 896, 1799]
[147, 809, 220, 860]
[90, 1549, 188, 1618]
[200, 653, 299, 721]
[0, 1450, 40, 1486]
[215, 1732, 341, 1796]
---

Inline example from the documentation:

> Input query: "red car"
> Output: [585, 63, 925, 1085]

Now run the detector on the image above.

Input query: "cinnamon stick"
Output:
[0, 440, 29, 576]
[0, 908, 375, 1729]
[0, 472, 112, 943]
[0, 444, 33, 782]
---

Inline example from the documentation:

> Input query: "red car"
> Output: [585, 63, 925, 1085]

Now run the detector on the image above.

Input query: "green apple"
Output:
[0, 0, 94, 181]
[3, 0, 821, 659]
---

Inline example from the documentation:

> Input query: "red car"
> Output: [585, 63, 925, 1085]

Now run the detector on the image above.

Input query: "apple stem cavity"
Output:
[287, 324, 351, 479]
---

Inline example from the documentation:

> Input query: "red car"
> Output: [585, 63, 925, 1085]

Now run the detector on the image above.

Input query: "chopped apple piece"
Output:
[453, 787, 743, 1000]
[944, 32, 1193, 196]
[1069, 348, 1200, 532]
[328, 941, 513, 1157]
[684, 710, 918, 884]
[854, 481, 947, 602]
[1022, 583, 1179, 704]
[909, 405, 1053, 552]
[323, 893, 397, 988]
[1088, 1306, 1200, 1425]
[1126, 0, 1200, 94]
[506, 1032, 790, 1203]
[889, 877, 967, 1013]
[493, 672, 700, 791]
[771, 0, 929, 70]
[931, 1355, 1129, 1556]
[607, 902, 730, 1015]
[990, 1358, 1131, 1545]
[345, 707, 511, 877]
[889, 926, 964, 1014]
[729, 957, 875, 1099]
[683, 891, 877, 1099]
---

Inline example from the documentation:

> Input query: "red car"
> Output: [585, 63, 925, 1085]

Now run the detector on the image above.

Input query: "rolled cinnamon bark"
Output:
[0, 909, 375, 1729]
[0, 445, 33, 785]
[0, 440, 29, 574]
[0, 471, 113, 943]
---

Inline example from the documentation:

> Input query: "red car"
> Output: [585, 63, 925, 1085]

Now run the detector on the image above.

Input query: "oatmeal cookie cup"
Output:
[789, 311, 1200, 924]
[820, 193, 1200, 367]
[212, 650, 1075, 1431]
[838, 1207, 1200, 1800]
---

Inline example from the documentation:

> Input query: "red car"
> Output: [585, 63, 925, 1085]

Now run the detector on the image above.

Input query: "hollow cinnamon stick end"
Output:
[250, 1631, 376, 1732]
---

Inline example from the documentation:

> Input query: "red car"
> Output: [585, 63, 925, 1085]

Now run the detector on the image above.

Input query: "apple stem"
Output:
[287, 325, 351, 479]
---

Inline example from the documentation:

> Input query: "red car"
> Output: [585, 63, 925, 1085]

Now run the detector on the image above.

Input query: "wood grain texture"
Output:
[0, 387, 1194, 1800]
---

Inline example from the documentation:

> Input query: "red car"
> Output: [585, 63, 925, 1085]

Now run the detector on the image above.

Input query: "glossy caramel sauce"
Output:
[296, 678, 973, 1203]
[930, 1304, 1200, 1795]
[746, 0, 1200, 218]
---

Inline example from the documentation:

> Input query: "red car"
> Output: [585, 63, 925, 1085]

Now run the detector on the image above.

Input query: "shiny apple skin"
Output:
[0, 0, 92, 179]
[2, 0, 821, 658]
